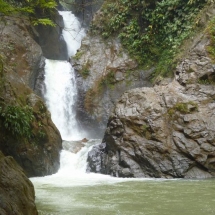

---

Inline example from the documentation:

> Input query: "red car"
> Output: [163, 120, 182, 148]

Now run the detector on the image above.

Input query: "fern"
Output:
[0, 105, 35, 139]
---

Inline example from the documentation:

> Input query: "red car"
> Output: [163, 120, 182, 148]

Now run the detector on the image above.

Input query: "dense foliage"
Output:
[91, 0, 210, 78]
[0, 105, 34, 138]
[0, 0, 57, 26]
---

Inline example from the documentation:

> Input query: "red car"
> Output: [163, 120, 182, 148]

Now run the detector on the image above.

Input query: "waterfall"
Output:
[58, 11, 85, 58]
[44, 11, 85, 141]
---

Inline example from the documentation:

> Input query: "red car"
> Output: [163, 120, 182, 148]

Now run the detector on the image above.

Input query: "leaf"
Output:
[32, 18, 56, 27]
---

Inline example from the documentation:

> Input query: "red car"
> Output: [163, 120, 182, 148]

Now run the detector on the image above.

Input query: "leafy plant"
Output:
[0, 0, 57, 26]
[0, 104, 35, 138]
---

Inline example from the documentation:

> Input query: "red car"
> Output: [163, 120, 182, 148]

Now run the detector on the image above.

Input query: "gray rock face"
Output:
[33, 56, 46, 98]
[74, 35, 152, 137]
[87, 32, 215, 179]
[0, 151, 38, 215]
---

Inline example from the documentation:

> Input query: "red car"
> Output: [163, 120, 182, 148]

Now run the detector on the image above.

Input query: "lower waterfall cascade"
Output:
[30, 10, 215, 215]
[44, 11, 85, 141]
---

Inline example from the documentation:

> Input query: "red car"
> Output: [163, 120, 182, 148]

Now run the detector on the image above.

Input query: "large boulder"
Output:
[0, 151, 38, 215]
[87, 26, 215, 179]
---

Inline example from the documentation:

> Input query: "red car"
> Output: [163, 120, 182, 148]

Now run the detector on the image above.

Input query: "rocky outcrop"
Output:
[87, 24, 215, 179]
[0, 17, 62, 177]
[0, 87, 62, 177]
[0, 151, 38, 215]
[34, 11, 68, 60]
[0, 17, 43, 89]
[74, 35, 152, 137]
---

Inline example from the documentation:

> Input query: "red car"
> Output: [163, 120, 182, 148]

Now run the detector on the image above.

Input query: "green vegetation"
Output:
[0, 56, 3, 70]
[80, 60, 91, 78]
[99, 70, 116, 89]
[198, 77, 215, 85]
[91, 0, 209, 79]
[0, 104, 34, 138]
[206, 16, 215, 62]
[73, 51, 84, 60]
[168, 101, 198, 116]
[0, 0, 57, 26]
[197, 73, 215, 85]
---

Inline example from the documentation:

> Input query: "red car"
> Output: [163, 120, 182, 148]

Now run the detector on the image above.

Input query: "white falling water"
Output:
[44, 11, 85, 141]
[44, 60, 80, 140]
[59, 11, 85, 58]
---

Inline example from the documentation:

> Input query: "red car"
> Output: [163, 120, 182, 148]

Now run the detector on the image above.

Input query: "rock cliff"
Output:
[74, 35, 152, 137]
[0, 151, 38, 215]
[0, 17, 62, 177]
[87, 10, 215, 179]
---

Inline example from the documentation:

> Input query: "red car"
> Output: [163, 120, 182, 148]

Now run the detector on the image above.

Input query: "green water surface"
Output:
[34, 179, 215, 215]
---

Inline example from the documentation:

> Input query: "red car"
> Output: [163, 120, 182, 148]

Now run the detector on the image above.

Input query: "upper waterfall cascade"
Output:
[58, 11, 85, 58]
[44, 11, 85, 140]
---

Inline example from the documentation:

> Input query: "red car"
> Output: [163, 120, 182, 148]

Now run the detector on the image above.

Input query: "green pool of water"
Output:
[33, 178, 215, 215]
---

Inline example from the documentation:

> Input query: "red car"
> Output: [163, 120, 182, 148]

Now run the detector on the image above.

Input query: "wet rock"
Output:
[81, 138, 89, 143]
[87, 142, 107, 173]
[63, 140, 85, 154]
[0, 151, 38, 215]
